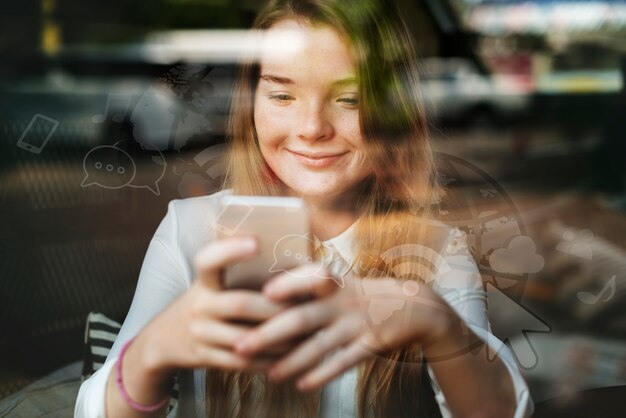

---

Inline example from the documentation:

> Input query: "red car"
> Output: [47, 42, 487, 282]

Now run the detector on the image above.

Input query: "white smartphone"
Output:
[215, 195, 313, 290]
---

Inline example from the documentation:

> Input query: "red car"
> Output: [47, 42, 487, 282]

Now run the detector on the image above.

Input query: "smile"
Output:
[287, 149, 349, 168]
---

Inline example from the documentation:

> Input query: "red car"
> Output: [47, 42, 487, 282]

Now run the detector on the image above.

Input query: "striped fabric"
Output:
[82, 312, 179, 414]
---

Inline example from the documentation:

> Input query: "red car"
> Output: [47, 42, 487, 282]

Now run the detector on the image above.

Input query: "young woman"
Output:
[76, 0, 532, 417]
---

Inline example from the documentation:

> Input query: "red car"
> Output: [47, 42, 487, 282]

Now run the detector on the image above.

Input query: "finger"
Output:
[256, 337, 308, 357]
[267, 316, 362, 383]
[194, 237, 258, 290]
[197, 346, 272, 372]
[263, 263, 337, 301]
[235, 298, 338, 355]
[295, 335, 374, 391]
[209, 290, 288, 322]
[190, 319, 252, 349]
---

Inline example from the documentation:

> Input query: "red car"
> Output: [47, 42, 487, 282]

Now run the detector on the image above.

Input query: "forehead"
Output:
[259, 19, 357, 83]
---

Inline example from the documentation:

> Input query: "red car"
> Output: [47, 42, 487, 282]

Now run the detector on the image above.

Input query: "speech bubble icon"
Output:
[269, 234, 322, 277]
[81, 145, 136, 189]
[113, 139, 167, 196]
[128, 148, 167, 196]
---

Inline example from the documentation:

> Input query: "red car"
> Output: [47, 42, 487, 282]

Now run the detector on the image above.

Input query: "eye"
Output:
[338, 95, 359, 107]
[268, 94, 294, 103]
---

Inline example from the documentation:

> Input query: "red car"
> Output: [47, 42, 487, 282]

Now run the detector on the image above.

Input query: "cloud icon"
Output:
[489, 235, 544, 274]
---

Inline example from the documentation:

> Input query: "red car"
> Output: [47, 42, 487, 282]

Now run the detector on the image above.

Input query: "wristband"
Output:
[116, 338, 170, 413]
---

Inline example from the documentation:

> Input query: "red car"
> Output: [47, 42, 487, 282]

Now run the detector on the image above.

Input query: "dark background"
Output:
[0, 0, 625, 416]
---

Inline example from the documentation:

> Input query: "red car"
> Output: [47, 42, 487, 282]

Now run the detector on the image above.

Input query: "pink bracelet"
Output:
[116, 338, 170, 413]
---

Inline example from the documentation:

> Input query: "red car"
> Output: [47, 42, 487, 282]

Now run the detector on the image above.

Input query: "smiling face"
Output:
[253, 19, 371, 201]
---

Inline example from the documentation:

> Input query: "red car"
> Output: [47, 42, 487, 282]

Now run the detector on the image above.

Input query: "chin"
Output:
[289, 185, 334, 198]
[285, 179, 353, 199]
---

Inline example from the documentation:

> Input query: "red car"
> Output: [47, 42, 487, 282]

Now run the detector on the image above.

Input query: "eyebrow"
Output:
[260, 73, 294, 85]
[259, 73, 358, 86]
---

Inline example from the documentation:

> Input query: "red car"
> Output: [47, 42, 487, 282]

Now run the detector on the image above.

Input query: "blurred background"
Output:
[0, 0, 624, 417]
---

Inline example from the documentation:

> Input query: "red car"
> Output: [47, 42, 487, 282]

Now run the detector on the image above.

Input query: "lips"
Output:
[287, 149, 348, 168]
[290, 150, 346, 158]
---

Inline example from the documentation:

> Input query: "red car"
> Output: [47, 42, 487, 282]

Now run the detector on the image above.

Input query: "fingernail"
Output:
[264, 283, 278, 297]
[242, 238, 256, 251]
[268, 368, 281, 381]
[235, 337, 249, 353]
[297, 378, 310, 391]
[194, 247, 211, 267]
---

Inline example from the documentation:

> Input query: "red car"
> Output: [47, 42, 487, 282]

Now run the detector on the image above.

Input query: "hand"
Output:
[233, 267, 454, 391]
[134, 236, 292, 378]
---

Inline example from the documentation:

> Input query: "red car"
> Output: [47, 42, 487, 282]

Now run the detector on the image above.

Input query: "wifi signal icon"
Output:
[357, 245, 451, 332]
[377, 244, 452, 283]
[174, 143, 227, 198]
[192, 143, 227, 186]
[353, 243, 487, 362]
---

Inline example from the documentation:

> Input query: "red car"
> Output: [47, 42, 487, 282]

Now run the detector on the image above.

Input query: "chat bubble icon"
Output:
[270, 234, 347, 288]
[128, 148, 167, 196]
[114, 139, 167, 196]
[81, 145, 136, 189]
[269, 234, 321, 277]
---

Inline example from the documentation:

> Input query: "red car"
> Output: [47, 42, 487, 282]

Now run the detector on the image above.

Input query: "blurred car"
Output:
[0, 34, 238, 155]
[419, 58, 531, 127]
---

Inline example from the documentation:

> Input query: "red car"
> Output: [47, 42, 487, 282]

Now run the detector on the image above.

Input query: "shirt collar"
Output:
[321, 220, 357, 263]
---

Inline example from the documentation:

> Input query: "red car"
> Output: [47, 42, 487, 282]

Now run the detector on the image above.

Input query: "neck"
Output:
[295, 186, 363, 242]
[309, 205, 357, 241]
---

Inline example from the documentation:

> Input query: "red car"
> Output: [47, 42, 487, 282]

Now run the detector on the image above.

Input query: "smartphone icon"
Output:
[213, 197, 254, 236]
[16, 114, 59, 154]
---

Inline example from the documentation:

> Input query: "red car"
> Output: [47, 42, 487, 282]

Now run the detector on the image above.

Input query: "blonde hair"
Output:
[213, 0, 443, 416]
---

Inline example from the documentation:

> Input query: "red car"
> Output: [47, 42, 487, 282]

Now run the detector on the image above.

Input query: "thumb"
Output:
[194, 237, 257, 290]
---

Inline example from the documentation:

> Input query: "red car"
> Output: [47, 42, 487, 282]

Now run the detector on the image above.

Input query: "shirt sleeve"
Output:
[74, 200, 189, 418]
[427, 229, 534, 418]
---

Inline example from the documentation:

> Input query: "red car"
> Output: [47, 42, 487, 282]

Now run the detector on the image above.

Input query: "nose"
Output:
[297, 101, 334, 142]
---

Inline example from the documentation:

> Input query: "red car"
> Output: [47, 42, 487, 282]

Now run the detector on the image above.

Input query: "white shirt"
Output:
[75, 190, 533, 418]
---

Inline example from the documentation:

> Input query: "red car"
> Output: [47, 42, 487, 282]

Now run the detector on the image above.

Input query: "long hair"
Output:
[213, 1, 443, 417]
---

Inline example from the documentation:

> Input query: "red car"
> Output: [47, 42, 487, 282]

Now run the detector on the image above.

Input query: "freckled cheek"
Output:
[254, 104, 291, 149]
[338, 114, 364, 151]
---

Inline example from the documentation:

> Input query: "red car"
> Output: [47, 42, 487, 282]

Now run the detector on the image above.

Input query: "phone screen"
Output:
[217, 195, 312, 290]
